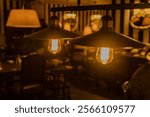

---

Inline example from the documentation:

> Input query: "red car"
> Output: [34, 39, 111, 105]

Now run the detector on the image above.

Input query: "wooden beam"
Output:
[51, 3, 150, 12]
[0, 0, 4, 33]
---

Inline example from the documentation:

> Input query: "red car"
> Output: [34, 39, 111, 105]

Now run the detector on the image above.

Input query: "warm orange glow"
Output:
[48, 39, 62, 54]
[64, 12, 76, 20]
[96, 47, 114, 64]
[6, 9, 41, 28]
[64, 22, 71, 31]
[83, 26, 92, 35]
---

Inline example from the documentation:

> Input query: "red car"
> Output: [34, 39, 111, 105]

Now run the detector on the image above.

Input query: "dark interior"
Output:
[0, 0, 150, 100]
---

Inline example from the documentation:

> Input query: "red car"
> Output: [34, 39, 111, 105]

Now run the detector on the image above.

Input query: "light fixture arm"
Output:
[51, 3, 150, 12]
[77, 0, 80, 6]
[101, 15, 113, 29]
[49, 15, 59, 28]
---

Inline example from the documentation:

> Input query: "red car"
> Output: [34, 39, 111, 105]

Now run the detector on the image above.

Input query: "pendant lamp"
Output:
[25, 15, 79, 54]
[6, 0, 40, 28]
[6, 9, 41, 28]
[69, 15, 145, 64]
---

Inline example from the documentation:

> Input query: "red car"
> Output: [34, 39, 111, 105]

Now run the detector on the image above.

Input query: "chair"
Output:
[69, 48, 85, 76]
[122, 81, 131, 99]
[9, 54, 45, 99]
[45, 64, 72, 100]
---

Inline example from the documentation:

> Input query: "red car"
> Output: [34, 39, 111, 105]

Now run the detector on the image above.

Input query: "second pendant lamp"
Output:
[69, 15, 145, 65]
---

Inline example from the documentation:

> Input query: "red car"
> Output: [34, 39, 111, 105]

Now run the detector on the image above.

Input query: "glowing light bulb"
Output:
[96, 47, 114, 65]
[48, 39, 62, 54]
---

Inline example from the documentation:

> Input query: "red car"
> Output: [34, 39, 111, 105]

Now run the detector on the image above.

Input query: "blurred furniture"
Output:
[122, 81, 130, 99]
[9, 54, 45, 99]
[69, 47, 85, 76]
[0, 62, 20, 74]
[72, 54, 147, 99]
[45, 64, 72, 99]
[0, 62, 20, 99]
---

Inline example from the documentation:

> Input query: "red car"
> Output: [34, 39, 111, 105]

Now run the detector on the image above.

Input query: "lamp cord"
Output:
[77, 0, 80, 6]
[21, 0, 25, 9]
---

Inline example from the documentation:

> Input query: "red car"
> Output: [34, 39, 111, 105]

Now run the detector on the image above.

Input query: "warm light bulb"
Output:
[48, 39, 62, 54]
[96, 47, 114, 64]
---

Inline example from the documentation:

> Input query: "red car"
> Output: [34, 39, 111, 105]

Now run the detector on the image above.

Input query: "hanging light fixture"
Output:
[6, 9, 41, 28]
[6, 0, 40, 28]
[25, 15, 79, 54]
[69, 15, 145, 65]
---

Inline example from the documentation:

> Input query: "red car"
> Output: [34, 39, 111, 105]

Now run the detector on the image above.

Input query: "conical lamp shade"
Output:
[6, 9, 41, 28]
[24, 25, 79, 40]
[69, 15, 145, 48]
[70, 27, 145, 48]
[24, 15, 79, 40]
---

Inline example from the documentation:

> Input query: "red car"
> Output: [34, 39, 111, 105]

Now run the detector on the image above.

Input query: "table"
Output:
[0, 62, 20, 74]
[45, 65, 73, 82]
[45, 65, 73, 99]
[0, 62, 21, 99]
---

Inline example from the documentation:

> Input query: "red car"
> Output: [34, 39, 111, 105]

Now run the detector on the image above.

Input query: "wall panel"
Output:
[49, 0, 150, 44]
[0, 0, 5, 34]
[2, 0, 150, 44]
[124, 0, 130, 36]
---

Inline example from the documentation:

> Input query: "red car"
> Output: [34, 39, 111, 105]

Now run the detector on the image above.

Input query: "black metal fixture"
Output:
[25, 15, 79, 54]
[51, 3, 150, 12]
[69, 15, 145, 64]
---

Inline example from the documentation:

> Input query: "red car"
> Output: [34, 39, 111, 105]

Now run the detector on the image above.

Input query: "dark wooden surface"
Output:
[0, 62, 20, 74]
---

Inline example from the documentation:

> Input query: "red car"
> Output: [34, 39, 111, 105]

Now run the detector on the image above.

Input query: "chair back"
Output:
[21, 54, 45, 86]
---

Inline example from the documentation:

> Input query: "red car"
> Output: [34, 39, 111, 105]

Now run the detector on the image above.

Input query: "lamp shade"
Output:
[69, 15, 145, 48]
[24, 15, 79, 40]
[24, 25, 79, 40]
[6, 9, 41, 28]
